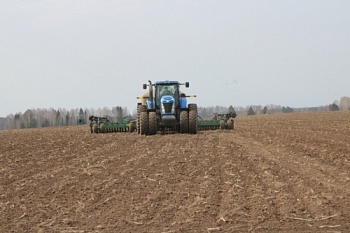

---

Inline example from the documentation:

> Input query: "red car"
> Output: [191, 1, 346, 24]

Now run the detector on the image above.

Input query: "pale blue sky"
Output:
[1, 0, 349, 116]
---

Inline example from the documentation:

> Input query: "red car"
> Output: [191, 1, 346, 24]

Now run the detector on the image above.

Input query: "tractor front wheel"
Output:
[137, 105, 146, 134]
[188, 104, 198, 134]
[148, 112, 157, 135]
[180, 110, 189, 134]
[140, 111, 149, 135]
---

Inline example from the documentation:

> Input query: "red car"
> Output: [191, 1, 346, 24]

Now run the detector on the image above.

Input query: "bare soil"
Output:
[1, 111, 350, 232]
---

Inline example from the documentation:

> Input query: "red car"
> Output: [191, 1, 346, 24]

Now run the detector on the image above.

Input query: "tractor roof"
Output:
[154, 80, 179, 86]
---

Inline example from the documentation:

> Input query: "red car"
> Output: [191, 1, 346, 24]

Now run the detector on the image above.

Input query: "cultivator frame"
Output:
[89, 116, 135, 133]
[198, 113, 236, 131]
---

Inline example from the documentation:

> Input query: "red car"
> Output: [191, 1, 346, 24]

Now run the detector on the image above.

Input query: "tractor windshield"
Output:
[160, 85, 175, 97]
[155, 84, 179, 108]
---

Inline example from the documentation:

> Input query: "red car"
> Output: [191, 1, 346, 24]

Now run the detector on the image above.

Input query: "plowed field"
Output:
[1, 111, 350, 232]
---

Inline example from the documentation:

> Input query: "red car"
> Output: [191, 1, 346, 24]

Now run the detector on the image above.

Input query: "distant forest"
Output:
[1, 96, 349, 130]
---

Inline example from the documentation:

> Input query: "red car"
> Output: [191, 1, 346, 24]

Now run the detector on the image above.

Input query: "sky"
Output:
[1, 0, 350, 117]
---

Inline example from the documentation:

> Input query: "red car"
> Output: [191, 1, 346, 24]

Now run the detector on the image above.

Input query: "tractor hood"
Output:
[161, 95, 175, 114]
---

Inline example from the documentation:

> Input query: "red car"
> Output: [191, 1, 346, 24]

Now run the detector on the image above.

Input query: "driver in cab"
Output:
[161, 86, 173, 96]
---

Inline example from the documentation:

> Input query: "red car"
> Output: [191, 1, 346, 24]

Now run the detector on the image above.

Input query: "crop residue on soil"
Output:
[1, 111, 350, 232]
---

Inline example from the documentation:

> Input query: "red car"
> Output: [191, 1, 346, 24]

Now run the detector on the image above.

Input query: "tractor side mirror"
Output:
[185, 82, 189, 88]
[143, 84, 147, 89]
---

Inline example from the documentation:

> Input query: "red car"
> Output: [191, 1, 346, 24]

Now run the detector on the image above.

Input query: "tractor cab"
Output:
[139, 80, 196, 135]
[143, 81, 188, 116]
[155, 83, 179, 115]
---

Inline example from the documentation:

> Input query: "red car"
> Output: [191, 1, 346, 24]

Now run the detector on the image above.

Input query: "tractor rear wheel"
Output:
[188, 104, 198, 134]
[148, 111, 157, 135]
[180, 110, 189, 134]
[140, 111, 149, 135]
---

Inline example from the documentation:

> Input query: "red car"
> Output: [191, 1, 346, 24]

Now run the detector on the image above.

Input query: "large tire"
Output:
[140, 105, 147, 112]
[137, 105, 141, 133]
[148, 111, 157, 135]
[93, 124, 98, 133]
[137, 105, 147, 134]
[100, 123, 106, 133]
[140, 111, 149, 135]
[179, 110, 189, 134]
[188, 104, 198, 134]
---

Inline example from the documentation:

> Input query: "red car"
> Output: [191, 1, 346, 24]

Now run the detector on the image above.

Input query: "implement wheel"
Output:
[180, 110, 189, 134]
[220, 120, 225, 129]
[93, 124, 98, 133]
[148, 112, 157, 135]
[129, 122, 135, 133]
[227, 118, 234, 130]
[100, 123, 106, 133]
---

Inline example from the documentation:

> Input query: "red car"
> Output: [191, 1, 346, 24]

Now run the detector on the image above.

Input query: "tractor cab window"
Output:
[155, 84, 179, 107]
[160, 86, 175, 97]
[156, 85, 177, 99]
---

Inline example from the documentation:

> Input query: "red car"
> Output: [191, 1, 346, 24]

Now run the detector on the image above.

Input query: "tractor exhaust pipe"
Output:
[148, 80, 154, 109]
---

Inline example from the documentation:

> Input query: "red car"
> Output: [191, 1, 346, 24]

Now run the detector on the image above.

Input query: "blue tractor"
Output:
[137, 80, 198, 135]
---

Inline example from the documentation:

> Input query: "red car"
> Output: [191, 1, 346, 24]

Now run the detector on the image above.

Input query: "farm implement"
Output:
[89, 116, 135, 133]
[198, 112, 236, 131]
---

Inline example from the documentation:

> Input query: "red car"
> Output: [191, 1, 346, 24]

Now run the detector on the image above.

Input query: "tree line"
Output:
[1, 96, 349, 130]
[199, 96, 350, 117]
[2, 107, 130, 130]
